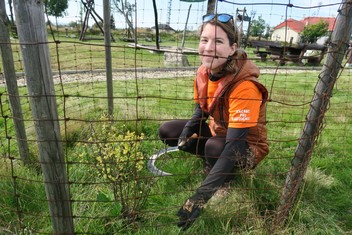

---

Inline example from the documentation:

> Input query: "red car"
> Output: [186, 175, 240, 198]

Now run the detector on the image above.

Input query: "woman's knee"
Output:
[204, 137, 225, 166]
[158, 120, 187, 146]
[158, 122, 169, 139]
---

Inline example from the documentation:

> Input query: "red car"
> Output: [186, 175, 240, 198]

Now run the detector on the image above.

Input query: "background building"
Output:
[271, 17, 336, 44]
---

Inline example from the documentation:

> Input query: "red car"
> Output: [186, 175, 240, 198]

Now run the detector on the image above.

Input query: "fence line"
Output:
[274, 0, 352, 228]
[0, 0, 351, 234]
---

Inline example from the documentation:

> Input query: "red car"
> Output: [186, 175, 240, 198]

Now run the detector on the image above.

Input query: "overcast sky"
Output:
[46, 0, 342, 30]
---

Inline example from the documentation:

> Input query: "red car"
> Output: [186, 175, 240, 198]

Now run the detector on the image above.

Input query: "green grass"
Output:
[3, 32, 289, 75]
[0, 36, 351, 233]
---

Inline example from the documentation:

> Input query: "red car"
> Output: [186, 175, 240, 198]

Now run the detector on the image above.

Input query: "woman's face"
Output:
[199, 23, 237, 74]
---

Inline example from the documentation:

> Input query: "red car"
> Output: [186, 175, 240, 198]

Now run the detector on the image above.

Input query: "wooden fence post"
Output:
[273, 0, 352, 228]
[0, 0, 30, 164]
[103, 0, 114, 116]
[13, 0, 74, 233]
[207, 0, 216, 14]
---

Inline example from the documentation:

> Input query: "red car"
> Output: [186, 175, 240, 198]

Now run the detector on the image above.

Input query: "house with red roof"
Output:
[271, 17, 336, 44]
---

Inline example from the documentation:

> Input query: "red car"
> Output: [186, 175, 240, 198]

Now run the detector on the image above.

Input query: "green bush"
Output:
[78, 115, 150, 223]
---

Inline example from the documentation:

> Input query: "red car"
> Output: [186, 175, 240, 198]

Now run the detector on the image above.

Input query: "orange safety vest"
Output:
[195, 60, 269, 164]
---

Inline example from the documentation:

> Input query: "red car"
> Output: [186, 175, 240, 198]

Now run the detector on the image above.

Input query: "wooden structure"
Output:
[127, 43, 198, 55]
[250, 40, 281, 61]
[80, 0, 115, 41]
[250, 40, 327, 65]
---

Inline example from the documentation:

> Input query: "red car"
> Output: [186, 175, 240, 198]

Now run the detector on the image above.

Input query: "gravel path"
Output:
[1, 66, 323, 87]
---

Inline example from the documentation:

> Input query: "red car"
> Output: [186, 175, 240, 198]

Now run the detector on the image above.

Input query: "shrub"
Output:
[78, 115, 150, 223]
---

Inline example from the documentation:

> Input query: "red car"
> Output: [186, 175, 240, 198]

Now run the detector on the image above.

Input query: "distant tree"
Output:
[264, 25, 272, 39]
[92, 21, 103, 29]
[45, 0, 68, 17]
[68, 21, 78, 28]
[112, 0, 135, 38]
[300, 20, 329, 43]
[250, 16, 266, 38]
[5, 0, 17, 37]
[111, 14, 116, 30]
[45, 0, 68, 30]
[7, 0, 15, 25]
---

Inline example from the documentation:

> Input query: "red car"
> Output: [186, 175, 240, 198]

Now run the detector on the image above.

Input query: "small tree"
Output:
[68, 21, 77, 28]
[45, 0, 69, 30]
[112, 0, 135, 38]
[78, 115, 151, 223]
[264, 25, 272, 39]
[300, 20, 329, 43]
[7, 0, 15, 25]
[111, 14, 116, 30]
[45, 0, 68, 17]
[92, 21, 103, 29]
[250, 15, 266, 38]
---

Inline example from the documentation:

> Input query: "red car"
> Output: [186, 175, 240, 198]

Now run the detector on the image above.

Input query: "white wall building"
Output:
[271, 17, 336, 44]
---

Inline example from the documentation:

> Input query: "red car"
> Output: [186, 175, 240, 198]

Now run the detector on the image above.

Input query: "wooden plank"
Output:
[127, 43, 198, 55]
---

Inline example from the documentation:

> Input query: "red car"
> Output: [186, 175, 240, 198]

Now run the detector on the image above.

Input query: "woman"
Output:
[158, 13, 269, 230]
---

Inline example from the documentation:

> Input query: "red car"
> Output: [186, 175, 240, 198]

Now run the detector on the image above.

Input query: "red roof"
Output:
[274, 18, 305, 32]
[301, 17, 336, 31]
[274, 17, 336, 32]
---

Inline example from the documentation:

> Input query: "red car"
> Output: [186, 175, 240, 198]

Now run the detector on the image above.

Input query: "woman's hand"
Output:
[177, 127, 198, 150]
[176, 194, 205, 231]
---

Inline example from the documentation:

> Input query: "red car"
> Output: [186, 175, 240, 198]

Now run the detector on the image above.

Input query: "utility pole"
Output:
[167, 0, 172, 26]
[236, 7, 251, 47]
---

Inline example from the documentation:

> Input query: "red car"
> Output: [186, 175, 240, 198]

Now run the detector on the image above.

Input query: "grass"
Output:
[0, 35, 351, 234]
[3, 32, 288, 75]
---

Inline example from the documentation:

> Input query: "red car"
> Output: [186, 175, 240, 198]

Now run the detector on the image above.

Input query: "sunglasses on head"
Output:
[203, 14, 233, 23]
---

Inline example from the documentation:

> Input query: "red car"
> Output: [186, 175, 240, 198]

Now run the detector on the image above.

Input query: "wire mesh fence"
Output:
[0, 0, 351, 234]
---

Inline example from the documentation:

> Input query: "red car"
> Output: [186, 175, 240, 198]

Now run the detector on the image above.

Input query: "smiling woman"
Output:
[198, 15, 238, 73]
[158, 13, 269, 230]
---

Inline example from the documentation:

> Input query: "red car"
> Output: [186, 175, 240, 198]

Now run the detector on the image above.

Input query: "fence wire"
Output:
[0, 0, 351, 234]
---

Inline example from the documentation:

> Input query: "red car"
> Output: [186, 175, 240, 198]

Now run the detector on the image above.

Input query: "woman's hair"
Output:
[199, 17, 239, 47]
